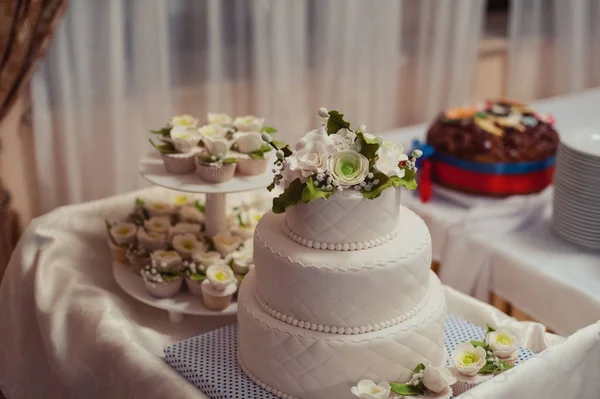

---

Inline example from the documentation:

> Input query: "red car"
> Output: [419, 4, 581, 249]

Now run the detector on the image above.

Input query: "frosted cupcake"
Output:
[137, 228, 166, 251]
[144, 216, 171, 234]
[125, 244, 151, 274]
[195, 136, 237, 183]
[201, 264, 237, 311]
[183, 259, 206, 297]
[228, 248, 253, 276]
[140, 250, 183, 298]
[234, 132, 272, 175]
[144, 201, 174, 217]
[107, 221, 137, 264]
[192, 250, 223, 268]
[150, 115, 202, 174]
[485, 328, 520, 366]
[213, 231, 242, 257]
[172, 233, 207, 260]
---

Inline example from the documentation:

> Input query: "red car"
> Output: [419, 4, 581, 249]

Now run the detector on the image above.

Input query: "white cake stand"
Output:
[139, 152, 274, 236]
[113, 262, 237, 322]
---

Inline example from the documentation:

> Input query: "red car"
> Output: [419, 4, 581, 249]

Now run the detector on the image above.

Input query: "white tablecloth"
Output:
[3, 187, 595, 399]
[384, 89, 600, 334]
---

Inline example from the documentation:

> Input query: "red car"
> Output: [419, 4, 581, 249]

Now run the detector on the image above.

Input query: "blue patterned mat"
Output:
[164, 314, 535, 398]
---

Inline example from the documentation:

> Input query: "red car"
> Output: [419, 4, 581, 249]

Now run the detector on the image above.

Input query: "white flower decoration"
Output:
[172, 233, 204, 258]
[202, 136, 230, 158]
[328, 150, 369, 188]
[192, 251, 223, 267]
[422, 364, 456, 393]
[235, 132, 264, 153]
[213, 231, 242, 256]
[198, 124, 228, 140]
[206, 264, 236, 290]
[179, 205, 205, 223]
[485, 329, 519, 359]
[109, 222, 137, 245]
[151, 250, 181, 270]
[280, 127, 335, 183]
[350, 380, 390, 399]
[228, 249, 253, 274]
[145, 201, 174, 217]
[375, 141, 408, 178]
[331, 128, 358, 152]
[169, 223, 202, 239]
[207, 113, 233, 127]
[144, 216, 171, 234]
[170, 115, 198, 128]
[453, 342, 487, 376]
[137, 229, 165, 251]
[170, 126, 202, 153]
[233, 115, 264, 132]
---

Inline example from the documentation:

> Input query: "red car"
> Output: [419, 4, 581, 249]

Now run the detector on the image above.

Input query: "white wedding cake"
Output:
[238, 109, 447, 399]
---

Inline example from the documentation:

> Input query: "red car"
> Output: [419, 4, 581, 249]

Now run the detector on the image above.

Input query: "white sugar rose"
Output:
[144, 216, 171, 234]
[331, 128, 358, 152]
[137, 229, 165, 251]
[233, 115, 264, 132]
[375, 141, 408, 178]
[422, 364, 456, 393]
[192, 251, 223, 267]
[172, 233, 205, 259]
[203, 137, 230, 158]
[350, 380, 390, 399]
[170, 114, 198, 128]
[235, 132, 264, 153]
[280, 127, 335, 183]
[207, 113, 233, 127]
[486, 329, 519, 359]
[206, 264, 236, 290]
[329, 150, 369, 188]
[198, 124, 228, 140]
[453, 342, 487, 376]
[170, 126, 202, 153]
[110, 222, 137, 245]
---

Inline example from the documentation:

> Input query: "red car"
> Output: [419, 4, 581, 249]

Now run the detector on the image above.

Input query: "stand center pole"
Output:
[204, 192, 227, 237]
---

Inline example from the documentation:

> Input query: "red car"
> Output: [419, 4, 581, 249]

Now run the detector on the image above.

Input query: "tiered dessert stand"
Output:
[112, 151, 273, 322]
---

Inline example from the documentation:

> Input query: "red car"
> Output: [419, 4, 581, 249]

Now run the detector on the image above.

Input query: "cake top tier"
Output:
[263, 108, 422, 214]
[427, 99, 559, 163]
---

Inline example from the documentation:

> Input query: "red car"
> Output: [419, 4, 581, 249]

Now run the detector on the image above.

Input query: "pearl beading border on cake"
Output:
[238, 353, 299, 399]
[253, 282, 429, 335]
[282, 220, 401, 251]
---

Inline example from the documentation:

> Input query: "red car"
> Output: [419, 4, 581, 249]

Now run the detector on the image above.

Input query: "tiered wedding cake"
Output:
[238, 109, 447, 399]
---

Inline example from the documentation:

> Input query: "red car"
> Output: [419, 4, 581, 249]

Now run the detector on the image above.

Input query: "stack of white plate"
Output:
[552, 128, 600, 249]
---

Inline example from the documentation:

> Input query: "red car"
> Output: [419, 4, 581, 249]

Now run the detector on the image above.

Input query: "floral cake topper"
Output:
[263, 108, 422, 214]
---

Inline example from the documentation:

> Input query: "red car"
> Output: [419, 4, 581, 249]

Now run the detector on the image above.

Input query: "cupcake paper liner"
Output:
[143, 277, 183, 298]
[201, 290, 233, 311]
[236, 157, 268, 176]
[449, 367, 493, 396]
[161, 152, 196, 174]
[108, 241, 128, 264]
[185, 277, 204, 298]
[195, 159, 237, 183]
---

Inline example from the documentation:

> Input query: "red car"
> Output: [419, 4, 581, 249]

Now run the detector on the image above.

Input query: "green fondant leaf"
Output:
[149, 138, 177, 154]
[189, 274, 206, 281]
[356, 131, 379, 160]
[486, 324, 496, 335]
[326, 110, 350, 135]
[203, 235, 215, 251]
[389, 382, 425, 396]
[280, 144, 293, 157]
[222, 157, 238, 164]
[470, 340, 490, 351]
[272, 178, 306, 214]
[150, 126, 171, 137]
[302, 177, 333, 203]
[261, 126, 277, 134]
[194, 200, 206, 214]
[362, 173, 392, 199]
[412, 363, 425, 374]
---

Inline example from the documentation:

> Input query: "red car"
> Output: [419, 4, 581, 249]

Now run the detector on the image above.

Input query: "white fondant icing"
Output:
[253, 207, 431, 328]
[238, 270, 447, 399]
[283, 188, 402, 246]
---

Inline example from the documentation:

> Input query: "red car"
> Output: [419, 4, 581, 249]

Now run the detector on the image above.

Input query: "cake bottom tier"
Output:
[238, 270, 447, 399]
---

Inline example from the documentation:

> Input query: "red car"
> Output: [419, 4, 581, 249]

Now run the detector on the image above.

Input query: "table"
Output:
[383, 88, 600, 334]
[0, 186, 574, 399]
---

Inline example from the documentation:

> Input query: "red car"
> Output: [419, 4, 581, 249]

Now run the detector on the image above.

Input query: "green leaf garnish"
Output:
[470, 340, 490, 350]
[326, 110, 351, 135]
[390, 174, 417, 191]
[261, 126, 277, 134]
[478, 358, 513, 375]
[273, 178, 306, 214]
[222, 157, 238, 164]
[302, 177, 333, 203]
[475, 111, 488, 119]
[150, 126, 171, 137]
[135, 198, 144, 208]
[248, 144, 272, 159]
[355, 131, 379, 160]
[161, 271, 181, 280]
[280, 144, 293, 157]
[412, 363, 425, 374]
[486, 324, 496, 335]
[194, 200, 206, 214]
[189, 274, 206, 281]
[389, 382, 425, 396]
[362, 173, 393, 199]
[267, 181, 275, 192]
[149, 138, 178, 154]
[203, 235, 216, 251]
[237, 213, 247, 227]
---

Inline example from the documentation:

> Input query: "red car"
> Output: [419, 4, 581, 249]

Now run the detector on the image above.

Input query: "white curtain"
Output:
[31, 0, 484, 213]
[507, 0, 600, 101]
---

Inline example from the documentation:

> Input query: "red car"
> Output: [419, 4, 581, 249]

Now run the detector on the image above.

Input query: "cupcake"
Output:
[178, 203, 205, 224]
[107, 222, 137, 264]
[172, 233, 207, 259]
[150, 115, 202, 174]
[144, 216, 171, 234]
[233, 132, 272, 175]
[195, 137, 237, 183]
[192, 250, 223, 268]
[137, 229, 166, 251]
[228, 249, 253, 276]
[450, 342, 503, 395]
[485, 329, 520, 366]
[183, 259, 206, 297]
[201, 264, 238, 311]
[126, 244, 151, 274]
[168, 222, 202, 240]
[140, 250, 184, 298]
[144, 201, 174, 217]
[212, 231, 242, 257]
